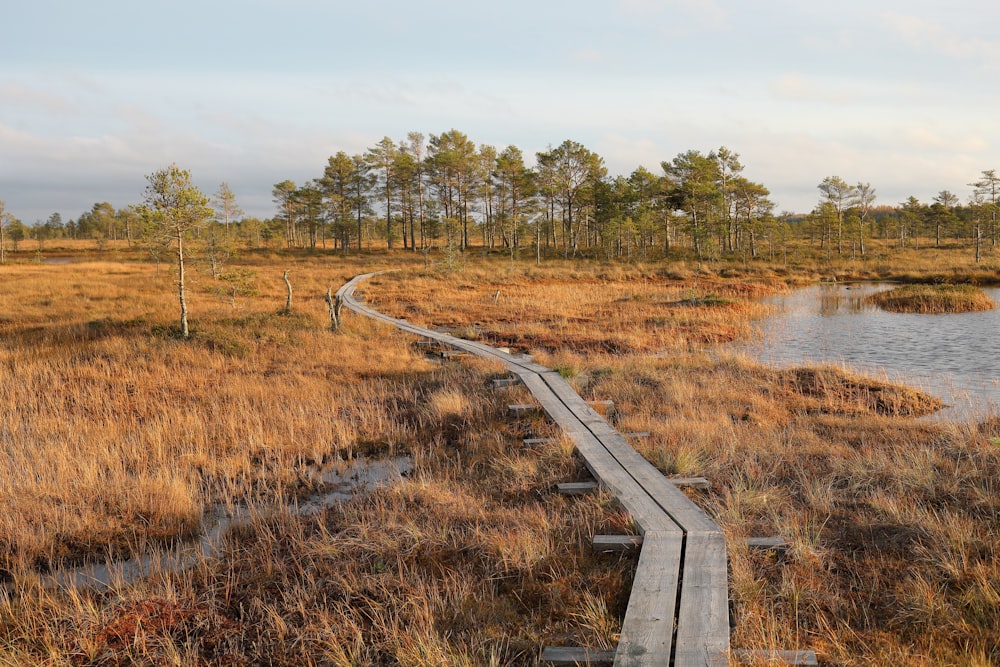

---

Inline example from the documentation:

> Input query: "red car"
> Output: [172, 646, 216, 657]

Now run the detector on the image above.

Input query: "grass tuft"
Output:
[867, 284, 996, 313]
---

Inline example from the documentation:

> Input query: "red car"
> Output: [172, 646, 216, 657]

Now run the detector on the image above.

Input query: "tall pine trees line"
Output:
[273, 131, 998, 263]
[5, 128, 999, 263]
[273, 131, 777, 261]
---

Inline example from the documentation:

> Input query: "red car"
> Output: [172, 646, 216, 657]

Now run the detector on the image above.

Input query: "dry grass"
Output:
[0, 251, 634, 665]
[0, 256, 436, 572]
[361, 258, 1000, 666]
[761, 239, 1000, 287]
[366, 261, 784, 354]
[866, 284, 996, 314]
[0, 247, 998, 665]
[587, 354, 998, 665]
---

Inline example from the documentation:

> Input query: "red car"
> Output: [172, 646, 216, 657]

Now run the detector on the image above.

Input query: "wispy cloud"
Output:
[569, 48, 606, 64]
[900, 125, 989, 155]
[618, 0, 728, 29]
[0, 81, 74, 114]
[330, 80, 418, 109]
[882, 11, 1000, 64]
[769, 74, 859, 105]
[597, 133, 663, 174]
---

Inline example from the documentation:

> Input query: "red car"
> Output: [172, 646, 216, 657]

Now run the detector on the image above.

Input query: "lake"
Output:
[733, 283, 1000, 421]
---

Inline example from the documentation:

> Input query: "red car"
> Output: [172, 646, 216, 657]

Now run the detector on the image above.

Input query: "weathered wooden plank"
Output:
[732, 650, 819, 665]
[674, 532, 731, 667]
[614, 531, 683, 667]
[537, 371, 720, 534]
[603, 448, 720, 533]
[622, 431, 650, 438]
[508, 403, 538, 416]
[524, 437, 556, 447]
[338, 272, 749, 667]
[428, 333, 550, 375]
[557, 482, 598, 495]
[439, 349, 469, 358]
[516, 374, 616, 447]
[746, 537, 788, 552]
[540, 647, 616, 666]
[517, 372, 681, 535]
[441, 329, 540, 370]
[669, 477, 711, 490]
[491, 377, 520, 389]
[437, 334, 542, 375]
[593, 534, 642, 553]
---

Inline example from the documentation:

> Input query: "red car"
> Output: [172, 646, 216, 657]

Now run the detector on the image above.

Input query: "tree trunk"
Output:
[325, 288, 343, 332]
[535, 223, 541, 265]
[357, 206, 363, 253]
[663, 211, 671, 257]
[177, 229, 189, 338]
[837, 213, 843, 255]
[416, 172, 424, 250]
[283, 270, 293, 312]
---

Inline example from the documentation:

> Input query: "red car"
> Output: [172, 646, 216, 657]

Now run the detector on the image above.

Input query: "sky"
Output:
[2, 0, 1000, 223]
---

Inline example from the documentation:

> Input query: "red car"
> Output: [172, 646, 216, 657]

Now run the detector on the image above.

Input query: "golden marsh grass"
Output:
[362, 259, 999, 666]
[866, 283, 996, 314]
[0, 248, 997, 665]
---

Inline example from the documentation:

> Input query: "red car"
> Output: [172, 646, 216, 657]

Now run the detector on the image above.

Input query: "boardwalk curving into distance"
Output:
[337, 273, 735, 666]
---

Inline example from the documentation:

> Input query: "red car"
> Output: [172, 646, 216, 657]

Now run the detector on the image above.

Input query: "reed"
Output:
[361, 259, 999, 665]
[0, 250, 997, 665]
[866, 283, 996, 313]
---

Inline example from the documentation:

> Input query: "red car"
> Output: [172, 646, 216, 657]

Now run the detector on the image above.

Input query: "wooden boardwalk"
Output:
[337, 273, 730, 666]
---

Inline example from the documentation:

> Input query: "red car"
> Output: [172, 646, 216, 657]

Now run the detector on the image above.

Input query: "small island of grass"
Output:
[866, 284, 996, 314]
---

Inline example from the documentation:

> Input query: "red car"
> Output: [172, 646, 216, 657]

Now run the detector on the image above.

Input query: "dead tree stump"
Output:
[326, 287, 344, 332]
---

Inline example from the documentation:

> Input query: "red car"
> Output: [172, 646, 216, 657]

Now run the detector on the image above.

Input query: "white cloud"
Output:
[0, 81, 74, 115]
[618, 0, 728, 27]
[569, 48, 606, 64]
[597, 133, 664, 174]
[329, 79, 419, 109]
[731, 125, 989, 211]
[882, 11, 1000, 64]
[900, 126, 989, 155]
[769, 74, 859, 105]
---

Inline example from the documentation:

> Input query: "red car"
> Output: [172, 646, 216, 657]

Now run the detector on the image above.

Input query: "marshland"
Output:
[11, 0, 1000, 661]
[0, 231, 995, 666]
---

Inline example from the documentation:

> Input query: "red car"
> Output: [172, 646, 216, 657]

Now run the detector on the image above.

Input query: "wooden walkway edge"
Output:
[335, 273, 746, 666]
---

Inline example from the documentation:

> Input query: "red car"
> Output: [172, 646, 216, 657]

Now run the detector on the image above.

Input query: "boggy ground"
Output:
[0, 253, 635, 665]
[0, 250, 997, 665]
[365, 263, 998, 666]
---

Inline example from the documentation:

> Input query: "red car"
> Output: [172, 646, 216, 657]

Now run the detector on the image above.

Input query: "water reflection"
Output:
[735, 282, 1000, 421]
[817, 284, 881, 316]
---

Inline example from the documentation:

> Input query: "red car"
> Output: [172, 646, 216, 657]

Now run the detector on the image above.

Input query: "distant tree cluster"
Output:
[272, 131, 778, 262]
[802, 169, 1000, 263]
[3, 130, 999, 266]
[0, 184, 271, 260]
